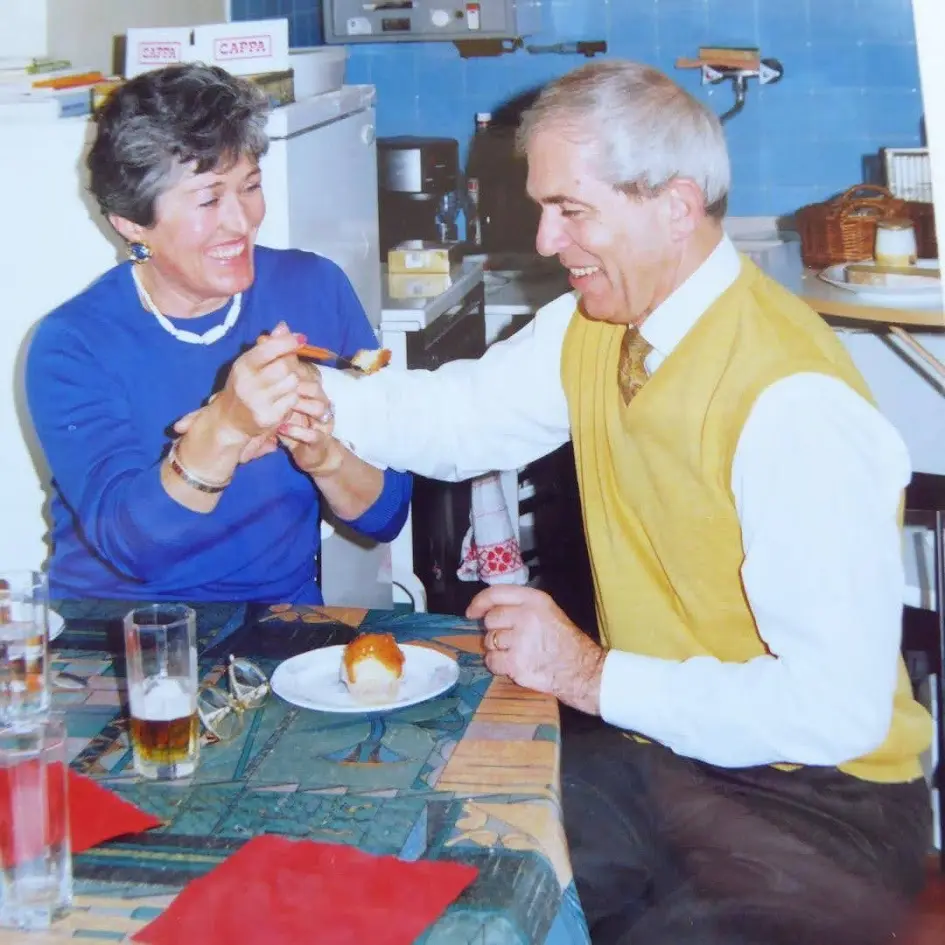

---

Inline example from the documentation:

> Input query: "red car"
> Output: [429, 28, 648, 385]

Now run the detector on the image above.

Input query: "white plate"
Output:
[270, 644, 459, 714]
[818, 259, 943, 307]
[48, 610, 65, 641]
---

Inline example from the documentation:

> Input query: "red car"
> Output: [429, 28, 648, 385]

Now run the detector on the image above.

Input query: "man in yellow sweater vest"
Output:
[318, 62, 933, 943]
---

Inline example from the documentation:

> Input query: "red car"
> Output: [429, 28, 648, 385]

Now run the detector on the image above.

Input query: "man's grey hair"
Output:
[87, 63, 271, 227]
[517, 60, 730, 220]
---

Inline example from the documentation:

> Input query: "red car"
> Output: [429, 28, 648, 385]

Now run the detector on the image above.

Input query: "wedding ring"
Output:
[319, 405, 335, 424]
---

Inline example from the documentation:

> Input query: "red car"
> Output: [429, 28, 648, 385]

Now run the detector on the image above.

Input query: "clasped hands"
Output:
[175, 322, 338, 478]
[471, 585, 606, 715]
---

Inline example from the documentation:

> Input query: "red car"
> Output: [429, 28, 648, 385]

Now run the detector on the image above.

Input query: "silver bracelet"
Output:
[167, 442, 231, 495]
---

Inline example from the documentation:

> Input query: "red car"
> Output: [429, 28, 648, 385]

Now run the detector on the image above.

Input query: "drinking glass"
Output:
[123, 604, 199, 780]
[0, 714, 72, 929]
[0, 571, 50, 723]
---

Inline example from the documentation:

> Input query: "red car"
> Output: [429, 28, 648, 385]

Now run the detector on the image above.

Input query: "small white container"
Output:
[290, 47, 347, 98]
[874, 218, 918, 267]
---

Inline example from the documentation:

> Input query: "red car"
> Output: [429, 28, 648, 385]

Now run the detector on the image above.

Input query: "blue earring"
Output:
[128, 241, 152, 264]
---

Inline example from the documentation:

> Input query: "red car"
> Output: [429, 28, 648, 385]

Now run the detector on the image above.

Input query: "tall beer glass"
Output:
[123, 604, 198, 780]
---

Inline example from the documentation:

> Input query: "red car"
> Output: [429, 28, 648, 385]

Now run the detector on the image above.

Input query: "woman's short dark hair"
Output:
[87, 63, 271, 227]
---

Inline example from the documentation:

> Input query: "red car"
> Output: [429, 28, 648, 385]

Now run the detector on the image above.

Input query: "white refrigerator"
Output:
[0, 85, 392, 608]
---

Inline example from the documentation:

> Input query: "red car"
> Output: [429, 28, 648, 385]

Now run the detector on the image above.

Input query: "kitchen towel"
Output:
[0, 766, 162, 864]
[457, 472, 528, 585]
[132, 835, 479, 945]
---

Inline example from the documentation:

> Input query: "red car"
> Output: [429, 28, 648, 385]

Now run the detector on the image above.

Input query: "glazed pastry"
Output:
[348, 348, 392, 375]
[295, 344, 392, 375]
[341, 632, 405, 704]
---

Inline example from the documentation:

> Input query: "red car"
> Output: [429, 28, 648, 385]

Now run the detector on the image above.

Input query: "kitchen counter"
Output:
[473, 252, 571, 345]
[477, 254, 571, 316]
[379, 259, 485, 331]
[748, 239, 945, 329]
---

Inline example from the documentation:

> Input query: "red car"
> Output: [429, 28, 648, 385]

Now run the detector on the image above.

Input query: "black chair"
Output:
[901, 472, 945, 871]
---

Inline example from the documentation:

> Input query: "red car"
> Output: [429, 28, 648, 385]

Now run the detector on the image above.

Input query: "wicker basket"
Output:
[794, 184, 908, 269]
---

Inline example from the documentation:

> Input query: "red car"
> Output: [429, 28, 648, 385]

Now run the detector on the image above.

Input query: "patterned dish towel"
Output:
[457, 471, 529, 585]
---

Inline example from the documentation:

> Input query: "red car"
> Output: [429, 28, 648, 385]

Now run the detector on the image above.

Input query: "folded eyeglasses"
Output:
[196, 655, 270, 743]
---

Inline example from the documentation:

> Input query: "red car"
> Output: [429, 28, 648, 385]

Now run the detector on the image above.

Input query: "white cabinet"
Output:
[257, 85, 382, 327]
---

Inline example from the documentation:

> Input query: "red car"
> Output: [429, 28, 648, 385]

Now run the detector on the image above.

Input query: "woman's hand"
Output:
[206, 321, 305, 447]
[173, 333, 336, 469]
[175, 401, 277, 464]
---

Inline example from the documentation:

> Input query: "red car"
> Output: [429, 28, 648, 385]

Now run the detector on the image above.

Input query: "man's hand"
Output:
[467, 585, 606, 715]
[276, 409, 342, 479]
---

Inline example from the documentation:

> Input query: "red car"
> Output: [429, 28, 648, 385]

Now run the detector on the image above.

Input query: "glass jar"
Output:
[874, 218, 918, 267]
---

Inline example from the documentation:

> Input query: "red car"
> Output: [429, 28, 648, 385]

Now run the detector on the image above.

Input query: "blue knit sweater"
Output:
[26, 247, 411, 603]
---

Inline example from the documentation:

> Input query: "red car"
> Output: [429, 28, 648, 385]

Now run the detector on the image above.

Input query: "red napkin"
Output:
[133, 835, 478, 945]
[0, 764, 162, 865]
[66, 769, 163, 853]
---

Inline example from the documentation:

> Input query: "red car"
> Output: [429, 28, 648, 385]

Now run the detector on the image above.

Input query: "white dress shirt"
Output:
[323, 237, 912, 769]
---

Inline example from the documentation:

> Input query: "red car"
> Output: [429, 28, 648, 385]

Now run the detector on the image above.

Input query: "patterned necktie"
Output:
[617, 327, 653, 405]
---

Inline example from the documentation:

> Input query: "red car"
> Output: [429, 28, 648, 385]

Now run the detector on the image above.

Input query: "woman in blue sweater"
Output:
[26, 64, 411, 604]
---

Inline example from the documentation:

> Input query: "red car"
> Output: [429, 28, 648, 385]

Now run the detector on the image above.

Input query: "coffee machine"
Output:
[377, 136, 460, 258]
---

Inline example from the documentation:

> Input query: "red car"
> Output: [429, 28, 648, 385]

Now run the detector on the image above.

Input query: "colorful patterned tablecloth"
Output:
[3, 603, 590, 945]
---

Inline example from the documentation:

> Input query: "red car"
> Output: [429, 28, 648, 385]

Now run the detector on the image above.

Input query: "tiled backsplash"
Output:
[232, 0, 924, 218]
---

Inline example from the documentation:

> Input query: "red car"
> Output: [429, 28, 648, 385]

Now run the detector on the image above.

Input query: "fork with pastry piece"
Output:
[295, 344, 392, 375]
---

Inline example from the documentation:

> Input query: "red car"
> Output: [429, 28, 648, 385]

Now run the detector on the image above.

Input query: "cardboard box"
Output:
[193, 20, 289, 77]
[388, 240, 462, 275]
[124, 19, 289, 80]
[125, 27, 193, 78]
[387, 272, 454, 299]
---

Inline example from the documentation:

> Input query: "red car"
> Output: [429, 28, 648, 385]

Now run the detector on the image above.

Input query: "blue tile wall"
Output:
[232, 0, 924, 217]
[230, 0, 322, 47]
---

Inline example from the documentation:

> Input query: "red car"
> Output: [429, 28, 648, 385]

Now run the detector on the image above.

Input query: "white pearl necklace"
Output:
[131, 266, 242, 345]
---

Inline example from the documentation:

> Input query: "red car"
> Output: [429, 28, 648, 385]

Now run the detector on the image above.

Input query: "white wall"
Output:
[0, 119, 122, 570]
[913, 0, 945, 268]
[1, 2, 48, 59]
[2, 0, 227, 72]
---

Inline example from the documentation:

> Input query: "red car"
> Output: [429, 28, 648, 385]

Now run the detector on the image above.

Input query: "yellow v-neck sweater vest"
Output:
[561, 258, 932, 783]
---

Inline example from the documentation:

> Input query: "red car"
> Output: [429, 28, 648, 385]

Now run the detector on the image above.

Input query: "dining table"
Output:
[3, 601, 590, 945]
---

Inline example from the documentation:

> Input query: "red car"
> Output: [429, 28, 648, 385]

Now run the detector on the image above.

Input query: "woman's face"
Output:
[115, 153, 266, 313]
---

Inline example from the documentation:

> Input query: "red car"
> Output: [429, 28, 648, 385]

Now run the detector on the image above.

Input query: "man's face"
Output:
[526, 127, 682, 326]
